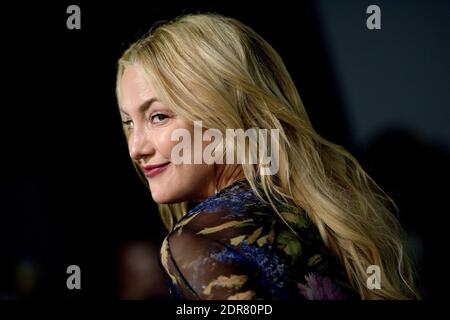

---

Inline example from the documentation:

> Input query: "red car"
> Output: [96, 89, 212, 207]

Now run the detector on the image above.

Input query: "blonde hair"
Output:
[116, 13, 421, 299]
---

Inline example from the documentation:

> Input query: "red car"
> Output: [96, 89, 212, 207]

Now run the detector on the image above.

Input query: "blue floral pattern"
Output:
[158, 179, 359, 300]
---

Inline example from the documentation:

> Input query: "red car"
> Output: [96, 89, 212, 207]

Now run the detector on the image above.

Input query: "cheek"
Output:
[150, 164, 214, 203]
[153, 121, 197, 162]
[152, 127, 178, 159]
[148, 120, 218, 202]
[172, 164, 215, 199]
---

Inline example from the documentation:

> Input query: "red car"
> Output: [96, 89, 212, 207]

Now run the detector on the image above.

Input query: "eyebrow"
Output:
[120, 97, 158, 116]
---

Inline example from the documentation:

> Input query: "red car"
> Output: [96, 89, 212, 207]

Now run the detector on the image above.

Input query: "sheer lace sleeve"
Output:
[159, 179, 359, 300]
[160, 208, 276, 300]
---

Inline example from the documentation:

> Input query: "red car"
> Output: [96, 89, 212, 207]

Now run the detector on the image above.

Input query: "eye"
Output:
[150, 113, 169, 124]
[122, 120, 134, 129]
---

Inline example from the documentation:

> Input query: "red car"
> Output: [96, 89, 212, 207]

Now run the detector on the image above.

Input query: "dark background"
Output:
[1, 0, 448, 300]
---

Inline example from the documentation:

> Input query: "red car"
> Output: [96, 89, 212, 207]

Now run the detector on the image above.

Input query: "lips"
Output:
[143, 162, 170, 178]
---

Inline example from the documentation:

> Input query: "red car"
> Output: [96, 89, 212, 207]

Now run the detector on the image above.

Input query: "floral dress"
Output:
[158, 179, 360, 300]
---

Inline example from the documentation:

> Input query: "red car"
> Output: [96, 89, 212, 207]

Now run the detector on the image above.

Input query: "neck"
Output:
[195, 164, 246, 202]
[215, 164, 246, 193]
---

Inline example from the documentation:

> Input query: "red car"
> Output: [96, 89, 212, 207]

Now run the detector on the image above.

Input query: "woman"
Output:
[115, 13, 420, 300]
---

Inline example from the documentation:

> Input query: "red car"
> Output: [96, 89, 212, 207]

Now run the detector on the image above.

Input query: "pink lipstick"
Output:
[143, 162, 170, 178]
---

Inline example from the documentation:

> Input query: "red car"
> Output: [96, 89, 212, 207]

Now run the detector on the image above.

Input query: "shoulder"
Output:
[161, 187, 302, 299]
[169, 182, 278, 247]
[166, 178, 322, 268]
[161, 207, 276, 299]
[159, 179, 357, 300]
[160, 180, 293, 299]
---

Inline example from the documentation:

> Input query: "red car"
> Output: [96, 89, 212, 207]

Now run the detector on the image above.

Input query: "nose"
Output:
[128, 126, 154, 162]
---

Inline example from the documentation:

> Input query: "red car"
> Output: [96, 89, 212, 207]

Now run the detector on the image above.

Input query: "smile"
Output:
[144, 162, 170, 178]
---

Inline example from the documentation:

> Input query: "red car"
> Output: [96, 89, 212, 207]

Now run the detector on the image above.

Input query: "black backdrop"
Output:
[1, 0, 448, 301]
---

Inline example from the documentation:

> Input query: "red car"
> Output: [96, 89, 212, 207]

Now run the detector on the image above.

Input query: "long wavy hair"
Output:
[116, 13, 421, 299]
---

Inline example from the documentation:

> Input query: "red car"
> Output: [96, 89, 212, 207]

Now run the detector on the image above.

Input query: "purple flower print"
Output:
[298, 273, 345, 300]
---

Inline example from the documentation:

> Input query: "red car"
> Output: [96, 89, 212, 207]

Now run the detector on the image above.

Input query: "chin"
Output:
[149, 188, 179, 204]
[150, 192, 172, 204]
[151, 188, 193, 204]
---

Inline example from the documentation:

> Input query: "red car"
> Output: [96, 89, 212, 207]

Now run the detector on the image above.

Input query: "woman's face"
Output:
[118, 65, 216, 204]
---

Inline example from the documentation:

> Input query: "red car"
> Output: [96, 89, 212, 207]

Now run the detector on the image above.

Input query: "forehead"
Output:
[119, 65, 155, 113]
